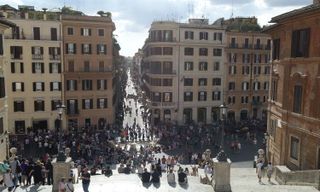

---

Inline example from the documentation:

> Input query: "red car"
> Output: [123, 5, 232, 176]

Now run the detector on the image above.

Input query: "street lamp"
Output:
[4, 131, 10, 160]
[264, 132, 269, 161]
[219, 103, 228, 149]
[56, 103, 66, 161]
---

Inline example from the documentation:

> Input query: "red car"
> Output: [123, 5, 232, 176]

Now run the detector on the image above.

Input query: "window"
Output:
[198, 78, 207, 86]
[290, 136, 299, 160]
[253, 81, 261, 91]
[50, 82, 61, 91]
[162, 79, 172, 86]
[293, 85, 303, 113]
[229, 53, 237, 63]
[150, 62, 161, 74]
[82, 80, 92, 90]
[81, 28, 91, 36]
[97, 79, 107, 90]
[242, 82, 249, 90]
[229, 66, 236, 75]
[0, 77, 5, 97]
[184, 92, 193, 102]
[82, 99, 93, 109]
[229, 82, 235, 90]
[199, 48, 208, 56]
[228, 96, 236, 104]
[67, 80, 77, 91]
[97, 98, 107, 108]
[0, 34, 3, 55]
[11, 62, 24, 73]
[51, 28, 57, 41]
[213, 62, 220, 71]
[33, 82, 45, 91]
[254, 54, 261, 64]
[163, 62, 173, 74]
[99, 61, 104, 72]
[82, 44, 91, 54]
[51, 100, 61, 111]
[12, 82, 24, 92]
[184, 48, 194, 56]
[199, 32, 208, 40]
[34, 100, 45, 111]
[163, 47, 173, 55]
[98, 29, 104, 36]
[271, 80, 278, 101]
[185, 31, 194, 40]
[199, 62, 208, 71]
[241, 96, 249, 104]
[163, 30, 173, 41]
[10, 46, 23, 59]
[291, 28, 310, 58]
[213, 49, 222, 56]
[184, 78, 193, 86]
[49, 47, 61, 60]
[67, 99, 78, 114]
[66, 43, 76, 54]
[49, 63, 61, 73]
[68, 61, 74, 72]
[97, 44, 107, 54]
[67, 27, 74, 35]
[163, 92, 172, 102]
[264, 82, 269, 90]
[198, 91, 207, 101]
[32, 62, 44, 73]
[253, 66, 261, 75]
[31, 46, 44, 60]
[152, 92, 161, 102]
[264, 54, 270, 63]
[242, 54, 250, 64]
[273, 39, 280, 60]
[14, 101, 24, 112]
[84, 61, 90, 72]
[33, 27, 40, 40]
[212, 78, 221, 86]
[12, 26, 20, 39]
[214, 32, 222, 41]
[264, 66, 270, 75]
[184, 62, 193, 71]
[0, 117, 3, 134]
[242, 66, 250, 75]
[244, 38, 249, 48]
[212, 91, 221, 101]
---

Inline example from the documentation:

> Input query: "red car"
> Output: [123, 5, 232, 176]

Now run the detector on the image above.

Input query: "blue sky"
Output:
[2, 0, 312, 56]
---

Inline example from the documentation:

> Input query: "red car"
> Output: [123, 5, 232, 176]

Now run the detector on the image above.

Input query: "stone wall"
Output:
[275, 165, 320, 190]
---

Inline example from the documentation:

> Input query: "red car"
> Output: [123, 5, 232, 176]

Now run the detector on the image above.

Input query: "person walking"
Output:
[58, 178, 66, 192]
[267, 162, 273, 182]
[81, 168, 91, 192]
[256, 160, 264, 183]
[3, 169, 14, 192]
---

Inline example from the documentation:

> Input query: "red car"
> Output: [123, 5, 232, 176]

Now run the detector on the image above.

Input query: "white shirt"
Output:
[167, 172, 175, 183]
[4, 172, 14, 187]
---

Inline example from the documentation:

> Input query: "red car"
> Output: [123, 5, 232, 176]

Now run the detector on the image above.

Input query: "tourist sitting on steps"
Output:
[141, 168, 151, 183]
[178, 167, 188, 184]
[104, 166, 113, 177]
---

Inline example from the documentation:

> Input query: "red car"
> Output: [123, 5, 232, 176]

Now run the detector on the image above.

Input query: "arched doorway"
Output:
[211, 107, 219, 122]
[240, 109, 248, 120]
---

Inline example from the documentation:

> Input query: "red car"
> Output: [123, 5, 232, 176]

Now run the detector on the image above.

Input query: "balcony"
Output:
[229, 43, 238, 48]
[49, 55, 61, 60]
[67, 109, 79, 115]
[32, 54, 43, 60]
[254, 44, 263, 50]
[265, 45, 271, 50]
[242, 44, 253, 49]
[11, 54, 23, 60]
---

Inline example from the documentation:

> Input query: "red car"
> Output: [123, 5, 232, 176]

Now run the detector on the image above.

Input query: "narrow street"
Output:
[122, 69, 151, 142]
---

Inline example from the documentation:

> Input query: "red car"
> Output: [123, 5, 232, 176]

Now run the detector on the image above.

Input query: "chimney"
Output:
[314, 0, 320, 4]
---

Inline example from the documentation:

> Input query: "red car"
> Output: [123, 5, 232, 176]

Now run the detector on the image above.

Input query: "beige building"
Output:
[142, 19, 225, 125]
[1, 6, 63, 134]
[62, 14, 115, 129]
[223, 18, 271, 121]
[0, 17, 15, 161]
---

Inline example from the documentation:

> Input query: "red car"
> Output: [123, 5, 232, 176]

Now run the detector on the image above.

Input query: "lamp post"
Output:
[5, 131, 10, 160]
[219, 103, 227, 149]
[264, 132, 269, 162]
[56, 103, 65, 160]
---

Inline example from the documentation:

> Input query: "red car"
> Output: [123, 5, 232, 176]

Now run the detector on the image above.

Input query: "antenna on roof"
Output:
[230, 0, 234, 18]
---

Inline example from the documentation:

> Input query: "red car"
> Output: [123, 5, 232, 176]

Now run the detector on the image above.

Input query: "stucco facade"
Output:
[62, 15, 115, 129]
[142, 19, 225, 125]
[224, 31, 271, 122]
[264, 2, 320, 170]
[1, 10, 63, 134]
